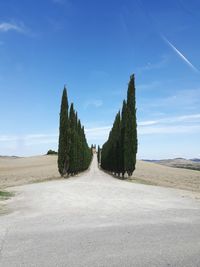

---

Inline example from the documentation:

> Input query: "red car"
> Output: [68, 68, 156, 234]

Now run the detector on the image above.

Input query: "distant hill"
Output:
[142, 158, 200, 171]
[0, 155, 20, 159]
[190, 158, 200, 163]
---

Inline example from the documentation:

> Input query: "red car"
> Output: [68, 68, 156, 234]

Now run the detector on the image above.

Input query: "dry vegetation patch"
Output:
[0, 155, 60, 189]
[131, 160, 200, 194]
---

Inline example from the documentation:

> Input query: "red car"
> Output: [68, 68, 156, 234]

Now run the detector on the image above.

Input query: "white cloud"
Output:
[0, 133, 58, 156]
[84, 99, 103, 109]
[138, 113, 200, 135]
[137, 55, 168, 73]
[1, 113, 200, 155]
[85, 113, 200, 143]
[140, 88, 200, 111]
[85, 126, 111, 145]
[137, 81, 161, 91]
[0, 22, 26, 33]
[139, 113, 200, 126]
[139, 125, 200, 135]
[0, 133, 58, 145]
[162, 114, 200, 123]
[138, 121, 157, 126]
[25, 134, 58, 146]
[0, 135, 18, 142]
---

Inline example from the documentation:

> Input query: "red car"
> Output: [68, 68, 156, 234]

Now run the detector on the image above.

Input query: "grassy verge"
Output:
[99, 166, 158, 186]
[0, 191, 14, 215]
[0, 190, 14, 200]
[31, 176, 61, 184]
[127, 177, 158, 186]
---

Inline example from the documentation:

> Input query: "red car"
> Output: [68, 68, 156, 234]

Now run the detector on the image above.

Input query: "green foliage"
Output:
[58, 87, 92, 177]
[0, 191, 14, 200]
[58, 87, 69, 176]
[97, 145, 101, 164]
[126, 74, 138, 176]
[101, 74, 137, 177]
[47, 150, 57, 155]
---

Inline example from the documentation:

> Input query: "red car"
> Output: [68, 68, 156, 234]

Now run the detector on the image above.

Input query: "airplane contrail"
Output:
[162, 35, 199, 73]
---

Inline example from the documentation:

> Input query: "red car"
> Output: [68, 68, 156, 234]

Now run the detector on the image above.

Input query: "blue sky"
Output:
[0, 0, 200, 159]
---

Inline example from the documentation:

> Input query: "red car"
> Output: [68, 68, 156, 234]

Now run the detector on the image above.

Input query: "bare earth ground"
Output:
[0, 155, 200, 266]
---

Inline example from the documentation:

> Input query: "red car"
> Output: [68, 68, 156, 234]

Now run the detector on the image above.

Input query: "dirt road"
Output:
[0, 155, 200, 266]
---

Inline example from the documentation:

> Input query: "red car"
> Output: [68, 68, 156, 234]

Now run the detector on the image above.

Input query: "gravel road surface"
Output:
[0, 155, 200, 266]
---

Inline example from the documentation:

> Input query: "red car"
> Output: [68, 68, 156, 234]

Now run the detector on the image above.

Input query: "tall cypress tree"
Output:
[101, 74, 137, 177]
[74, 112, 78, 174]
[58, 87, 69, 176]
[97, 145, 100, 164]
[126, 74, 137, 176]
[68, 103, 76, 175]
[120, 100, 127, 177]
[115, 111, 121, 175]
[77, 119, 82, 171]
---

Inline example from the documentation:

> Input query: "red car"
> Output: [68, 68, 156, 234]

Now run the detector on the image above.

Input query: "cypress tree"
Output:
[58, 87, 69, 176]
[101, 74, 137, 177]
[97, 145, 100, 164]
[110, 112, 119, 174]
[77, 120, 82, 171]
[126, 74, 137, 176]
[80, 126, 85, 171]
[115, 111, 121, 175]
[120, 100, 127, 177]
[68, 103, 76, 175]
[58, 87, 92, 176]
[74, 112, 78, 174]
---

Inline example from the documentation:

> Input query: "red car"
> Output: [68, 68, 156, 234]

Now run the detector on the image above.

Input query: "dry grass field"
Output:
[0, 155, 59, 189]
[0, 155, 199, 195]
[132, 160, 200, 195]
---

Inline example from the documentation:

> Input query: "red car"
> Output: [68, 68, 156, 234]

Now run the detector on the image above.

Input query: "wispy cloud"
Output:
[85, 113, 200, 143]
[0, 133, 58, 156]
[85, 126, 110, 142]
[137, 55, 168, 74]
[119, 13, 129, 36]
[139, 113, 200, 126]
[162, 113, 200, 124]
[139, 121, 158, 126]
[162, 35, 199, 73]
[84, 99, 103, 109]
[139, 125, 200, 135]
[1, 114, 200, 155]
[84, 113, 200, 144]
[1, 113, 199, 143]
[138, 113, 200, 135]
[0, 134, 58, 145]
[140, 88, 200, 112]
[137, 81, 161, 91]
[0, 22, 26, 33]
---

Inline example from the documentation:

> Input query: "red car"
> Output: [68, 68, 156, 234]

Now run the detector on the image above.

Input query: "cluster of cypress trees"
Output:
[58, 87, 92, 176]
[101, 74, 137, 177]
